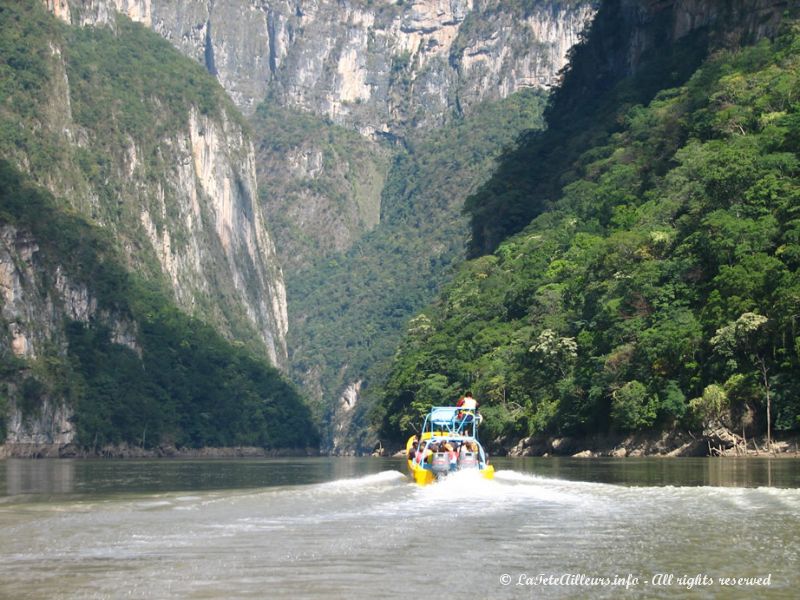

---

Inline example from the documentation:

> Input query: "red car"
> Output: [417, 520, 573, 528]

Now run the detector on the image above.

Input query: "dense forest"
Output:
[378, 16, 800, 448]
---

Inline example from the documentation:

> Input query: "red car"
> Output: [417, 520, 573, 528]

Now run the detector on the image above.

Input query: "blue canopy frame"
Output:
[421, 406, 480, 438]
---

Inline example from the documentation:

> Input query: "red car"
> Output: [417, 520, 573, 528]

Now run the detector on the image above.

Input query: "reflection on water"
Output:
[1, 456, 799, 500]
[2, 458, 75, 496]
[491, 456, 800, 488]
[0, 457, 402, 499]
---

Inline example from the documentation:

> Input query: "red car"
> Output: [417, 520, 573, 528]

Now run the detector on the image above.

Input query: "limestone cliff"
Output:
[1, 2, 299, 451]
[0, 226, 138, 364]
[589, 0, 789, 79]
[0, 225, 105, 449]
[250, 105, 391, 272]
[43, 0, 597, 368]
[53, 0, 596, 137]
[32, 2, 288, 367]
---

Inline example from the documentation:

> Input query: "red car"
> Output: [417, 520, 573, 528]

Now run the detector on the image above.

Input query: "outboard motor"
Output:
[457, 452, 478, 470]
[431, 452, 450, 477]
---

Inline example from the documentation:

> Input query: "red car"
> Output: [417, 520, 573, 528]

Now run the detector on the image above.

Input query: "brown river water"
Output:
[0, 456, 798, 599]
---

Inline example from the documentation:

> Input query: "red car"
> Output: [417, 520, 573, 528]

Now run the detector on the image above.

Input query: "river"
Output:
[1, 457, 798, 599]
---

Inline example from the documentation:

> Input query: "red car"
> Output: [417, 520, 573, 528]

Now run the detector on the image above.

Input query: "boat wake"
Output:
[315, 470, 407, 492]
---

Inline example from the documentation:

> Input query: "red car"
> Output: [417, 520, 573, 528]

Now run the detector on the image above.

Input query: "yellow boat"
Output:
[405, 406, 494, 486]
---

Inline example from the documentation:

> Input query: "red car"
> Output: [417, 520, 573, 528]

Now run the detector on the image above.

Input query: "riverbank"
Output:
[0, 443, 320, 459]
[504, 428, 800, 458]
[6, 431, 799, 460]
[386, 427, 800, 459]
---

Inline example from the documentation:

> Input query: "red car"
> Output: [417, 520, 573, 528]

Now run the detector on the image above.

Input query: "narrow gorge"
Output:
[1, 0, 598, 454]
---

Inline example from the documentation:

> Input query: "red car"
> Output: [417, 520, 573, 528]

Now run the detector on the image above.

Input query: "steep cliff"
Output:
[1, 1, 316, 452]
[48, 0, 596, 270]
[0, 219, 125, 452]
[24, 1, 288, 366]
[251, 104, 391, 271]
[1, 225, 77, 450]
[52, 0, 595, 136]
[34, 0, 597, 453]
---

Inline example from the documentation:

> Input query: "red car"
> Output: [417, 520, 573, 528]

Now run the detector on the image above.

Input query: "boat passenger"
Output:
[408, 440, 419, 461]
[448, 445, 458, 467]
[423, 443, 435, 464]
[442, 441, 456, 466]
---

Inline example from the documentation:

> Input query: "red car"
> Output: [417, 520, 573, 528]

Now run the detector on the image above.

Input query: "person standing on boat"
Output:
[457, 391, 478, 411]
[456, 391, 478, 435]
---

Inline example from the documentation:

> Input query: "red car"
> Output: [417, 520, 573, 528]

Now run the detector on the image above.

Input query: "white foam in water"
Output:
[494, 469, 618, 492]
[410, 469, 590, 513]
[316, 470, 407, 492]
[3, 461, 800, 600]
[134, 500, 173, 510]
[494, 469, 610, 495]
[493, 469, 549, 484]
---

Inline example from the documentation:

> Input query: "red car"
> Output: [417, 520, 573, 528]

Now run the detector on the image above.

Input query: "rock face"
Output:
[169, 107, 289, 367]
[330, 379, 361, 455]
[572, 0, 789, 84]
[1, 2, 294, 450]
[0, 224, 135, 446]
[251, 106, 391, 272]
[54, 0, 596, 136]
[41, 1, 598, 457]
[34, 3, 289, 368]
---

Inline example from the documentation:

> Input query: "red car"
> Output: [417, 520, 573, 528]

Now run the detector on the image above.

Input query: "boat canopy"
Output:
[421, 406, 481, 438]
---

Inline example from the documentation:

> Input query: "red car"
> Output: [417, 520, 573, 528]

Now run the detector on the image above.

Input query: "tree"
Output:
[711, 312, 773, 450]
[611, 380, 657, 432]
[689, 384, 729, 427]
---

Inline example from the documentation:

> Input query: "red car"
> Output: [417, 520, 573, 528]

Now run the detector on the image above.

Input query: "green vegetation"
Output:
[282, 89, 547, 443]
[62, 12, 233, 227]
[65, 15, 224, 137]
[250, 102, 390, 272]
[0, 0, 230, 198]
[0, 161, 318, 450]
[378, 23, 800, 445]
[0, 1, 69, 177]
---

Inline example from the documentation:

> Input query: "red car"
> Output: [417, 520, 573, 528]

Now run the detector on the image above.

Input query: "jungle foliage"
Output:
[378, 24, 800, 445]
[463, 0, 714, 257]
